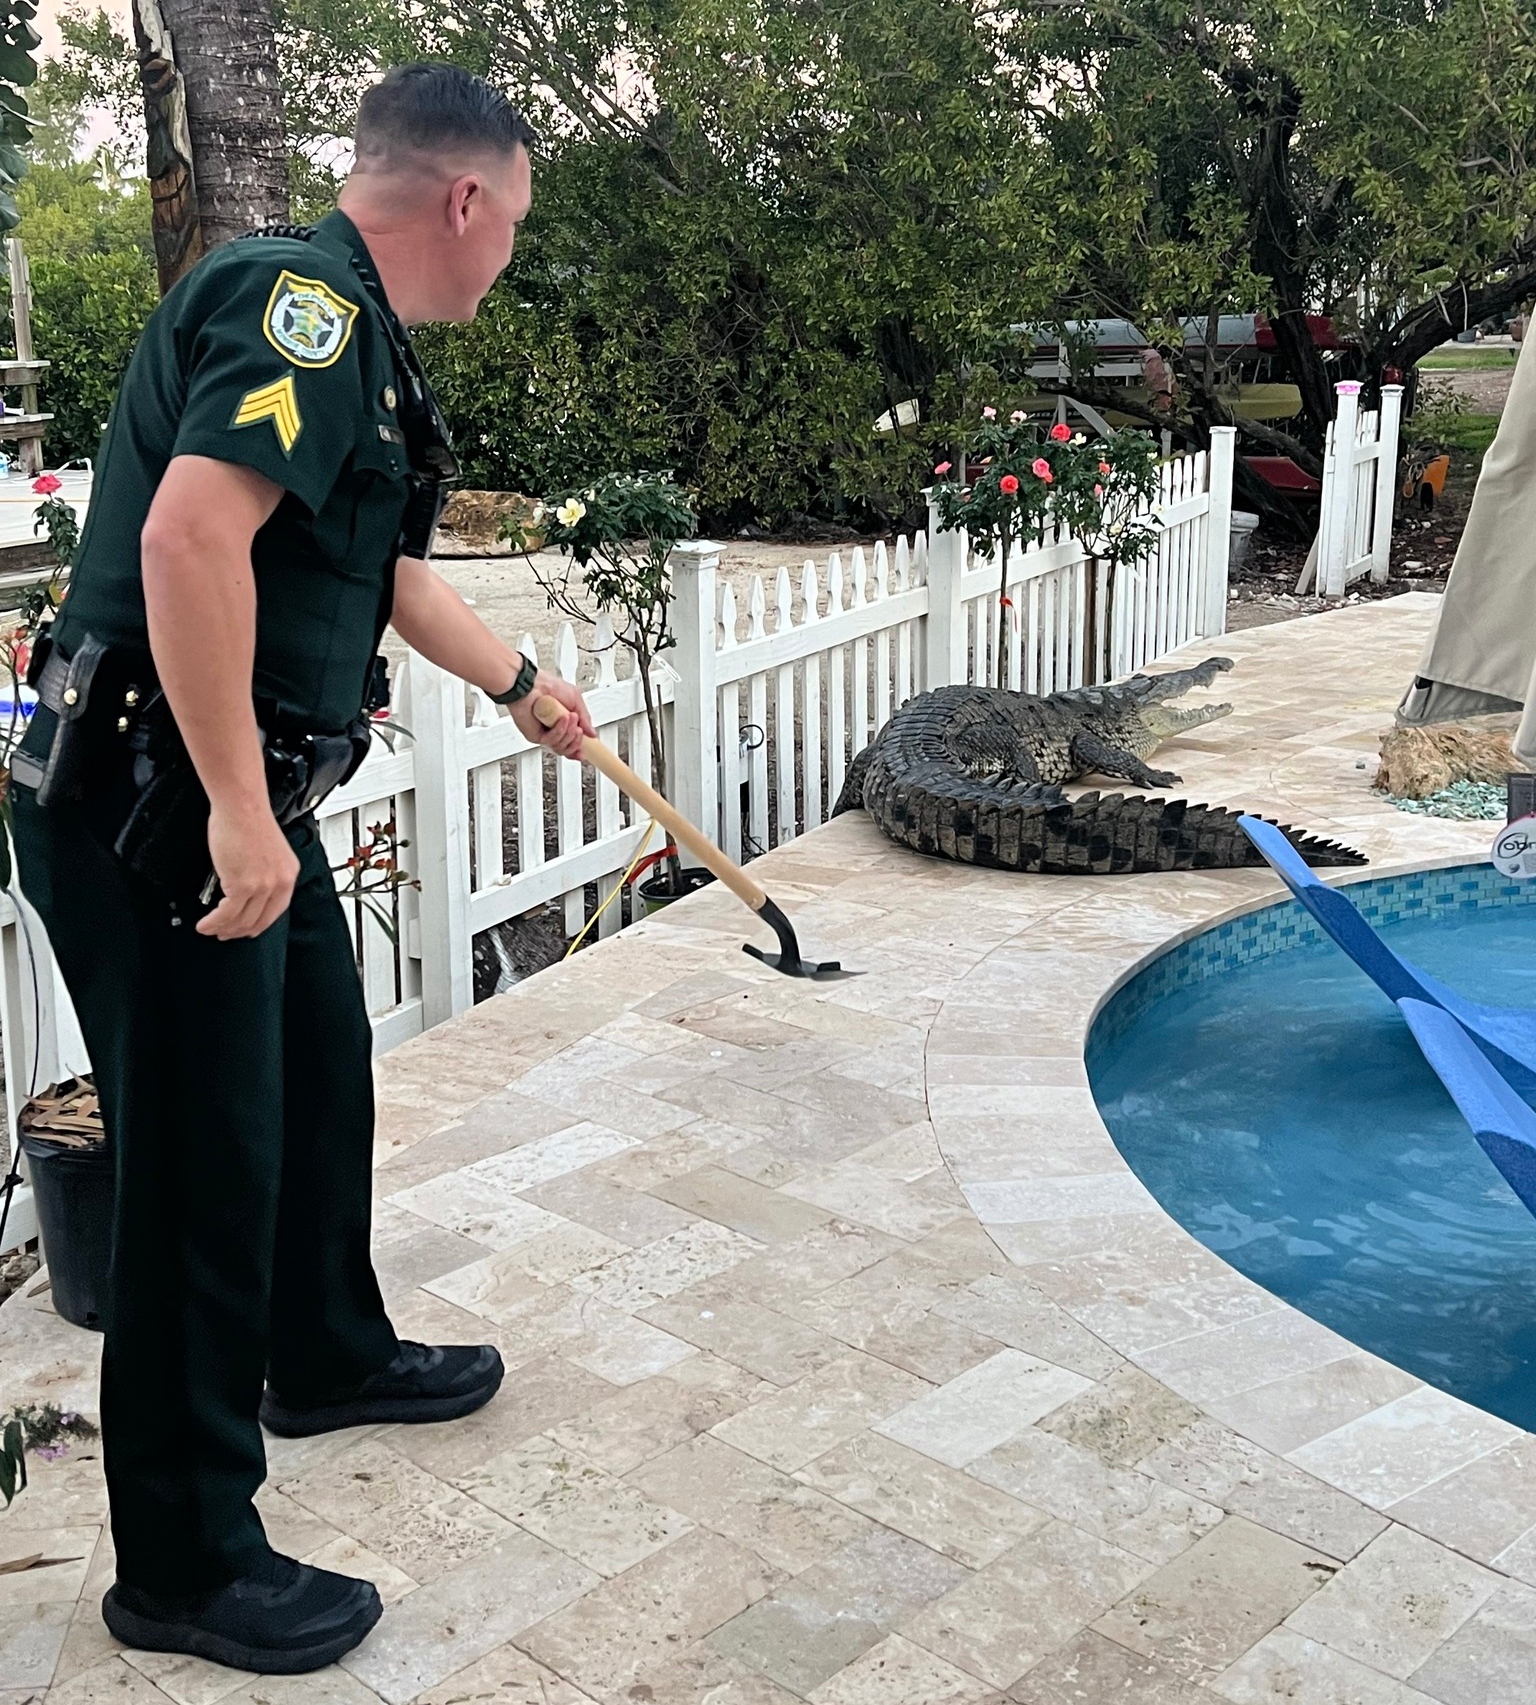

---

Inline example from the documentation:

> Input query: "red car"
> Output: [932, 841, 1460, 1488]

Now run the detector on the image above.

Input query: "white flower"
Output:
[556, 498, 588, 526]
[530, 503, 547, 523]
[1072, 432, 1086, 445]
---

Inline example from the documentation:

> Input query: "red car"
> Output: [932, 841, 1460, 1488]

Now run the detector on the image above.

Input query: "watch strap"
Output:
[490, 655, 539, 706]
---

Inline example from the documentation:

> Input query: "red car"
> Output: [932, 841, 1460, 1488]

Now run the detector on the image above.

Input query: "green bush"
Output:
[10, 125, 156, 466]
[28, 246, 155, 462]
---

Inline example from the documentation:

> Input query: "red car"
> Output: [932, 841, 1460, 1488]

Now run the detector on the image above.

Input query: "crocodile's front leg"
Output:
[1070, 731, 1180, 789]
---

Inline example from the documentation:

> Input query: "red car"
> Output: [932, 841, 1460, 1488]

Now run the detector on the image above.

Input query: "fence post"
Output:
[1370, 383, 1404, 585]
[1204, 427, 1236, 637]
[925, 492, 966, 689]
[668, 540, 722, 858]
[1318, 380, 1361, 598]
[407, 650, 474, 1027]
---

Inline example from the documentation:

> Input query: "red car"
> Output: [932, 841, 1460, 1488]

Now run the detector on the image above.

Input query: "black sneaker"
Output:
[259, 1340, 505, 1438]
[102, 1554, 382, 1674]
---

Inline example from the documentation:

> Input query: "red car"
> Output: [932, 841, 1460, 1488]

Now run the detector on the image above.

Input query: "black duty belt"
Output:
[12, 635, 374, 901]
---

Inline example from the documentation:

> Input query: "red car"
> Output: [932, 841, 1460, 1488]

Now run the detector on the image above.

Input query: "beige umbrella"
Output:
[1399, 332, 1536, 760]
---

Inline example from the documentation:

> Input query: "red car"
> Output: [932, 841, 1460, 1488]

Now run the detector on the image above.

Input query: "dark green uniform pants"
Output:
[12, 785, 398, 1595]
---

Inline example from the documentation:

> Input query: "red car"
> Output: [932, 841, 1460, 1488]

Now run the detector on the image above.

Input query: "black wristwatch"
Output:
[489, 654, 539, 706]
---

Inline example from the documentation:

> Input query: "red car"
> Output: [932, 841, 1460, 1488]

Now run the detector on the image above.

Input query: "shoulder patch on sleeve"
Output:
[263, 270, 360, 369]
[232, 375, 303, 455]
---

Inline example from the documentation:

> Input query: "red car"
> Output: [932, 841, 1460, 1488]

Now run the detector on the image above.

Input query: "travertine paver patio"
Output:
[3, 591, 1533, 1704]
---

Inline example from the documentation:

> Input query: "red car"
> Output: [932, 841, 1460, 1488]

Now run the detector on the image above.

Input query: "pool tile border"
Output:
[1091, 861, 1536, 1052]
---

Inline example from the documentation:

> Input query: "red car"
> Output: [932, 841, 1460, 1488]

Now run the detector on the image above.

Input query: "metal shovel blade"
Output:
[743, 896, 862, 980]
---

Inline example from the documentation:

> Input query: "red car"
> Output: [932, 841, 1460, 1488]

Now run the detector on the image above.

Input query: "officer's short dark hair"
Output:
[353, 64, 535, 171]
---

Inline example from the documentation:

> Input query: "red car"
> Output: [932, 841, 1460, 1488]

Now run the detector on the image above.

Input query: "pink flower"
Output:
[1031, 458, 1053, 482]
[933, 461, 952, 475]
[1093, 484, 1104, 500]
[1098, 461, 1111, 475]
[982, 406, 997, 419]
[32, 473, 62, 496]
[1048, 423, 1071, 442]
[999, 473, 1020, 495]
[1010, 410, 1026, 423]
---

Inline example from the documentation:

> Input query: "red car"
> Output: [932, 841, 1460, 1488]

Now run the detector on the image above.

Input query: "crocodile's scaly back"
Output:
[834, 679, 1364, 874]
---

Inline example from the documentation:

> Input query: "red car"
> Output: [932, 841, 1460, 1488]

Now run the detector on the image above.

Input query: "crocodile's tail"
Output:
[864, 777, 1365, 874]
[832, 742, 878, 817]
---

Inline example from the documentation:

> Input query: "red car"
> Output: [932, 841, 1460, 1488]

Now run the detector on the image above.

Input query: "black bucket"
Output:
[638, 866, 716, 915]
[19, 1132, 111, 1331]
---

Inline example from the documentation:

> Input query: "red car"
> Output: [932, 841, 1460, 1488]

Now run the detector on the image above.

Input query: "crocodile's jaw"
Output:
[1138, 701, 1234, 743]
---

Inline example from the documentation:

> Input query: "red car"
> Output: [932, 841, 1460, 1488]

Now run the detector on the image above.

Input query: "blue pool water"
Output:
[1088, 870, 1536, 1430]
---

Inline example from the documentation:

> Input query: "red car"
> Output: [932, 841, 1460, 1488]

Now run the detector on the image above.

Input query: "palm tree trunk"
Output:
[135, 0, 290, 294]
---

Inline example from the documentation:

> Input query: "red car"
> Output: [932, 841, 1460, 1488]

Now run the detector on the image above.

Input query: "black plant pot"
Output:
[20, 1132, 111, 1331]
[638, 866, 716, 915]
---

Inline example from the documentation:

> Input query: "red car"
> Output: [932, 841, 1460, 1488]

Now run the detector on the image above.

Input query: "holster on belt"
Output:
[113, 700, 373, 897]
[29, 634, 112, 808]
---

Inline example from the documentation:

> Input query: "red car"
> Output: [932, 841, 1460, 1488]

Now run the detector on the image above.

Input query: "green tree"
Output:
[13, 63, 157, 460]
[42, 0, 1536, 520]
[275, 0, 1071, 525]
[1012, 0, 1536, 469]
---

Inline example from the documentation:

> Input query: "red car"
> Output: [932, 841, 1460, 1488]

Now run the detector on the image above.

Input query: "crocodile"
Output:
[831, 656, 1365, 874]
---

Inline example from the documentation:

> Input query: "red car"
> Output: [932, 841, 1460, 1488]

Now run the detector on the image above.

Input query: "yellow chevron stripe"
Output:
[231, 375, 302, 455]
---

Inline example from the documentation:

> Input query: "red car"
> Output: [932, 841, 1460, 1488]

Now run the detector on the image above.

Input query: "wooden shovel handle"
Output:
[534, 696, 768, 911]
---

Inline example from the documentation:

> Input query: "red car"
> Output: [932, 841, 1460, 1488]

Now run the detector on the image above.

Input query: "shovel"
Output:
[535, 696, 852, 978]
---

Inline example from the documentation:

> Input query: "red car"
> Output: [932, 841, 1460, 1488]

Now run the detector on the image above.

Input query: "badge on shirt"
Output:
[263, 270, 359, 369]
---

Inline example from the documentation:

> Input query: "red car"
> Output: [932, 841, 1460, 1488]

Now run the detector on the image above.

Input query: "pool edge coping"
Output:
[926, 841, 1536, 1563]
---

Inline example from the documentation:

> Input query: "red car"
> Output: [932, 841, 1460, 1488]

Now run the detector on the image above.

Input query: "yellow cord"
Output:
[563, 820, 659, 960]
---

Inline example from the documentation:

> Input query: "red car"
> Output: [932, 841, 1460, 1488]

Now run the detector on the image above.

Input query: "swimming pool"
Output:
[1088, 864, 1536, 1431]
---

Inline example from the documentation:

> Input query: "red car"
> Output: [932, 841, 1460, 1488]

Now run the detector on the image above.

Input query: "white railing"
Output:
[1315, 380, 1403, 598]
[0, 432, 1235, 1248]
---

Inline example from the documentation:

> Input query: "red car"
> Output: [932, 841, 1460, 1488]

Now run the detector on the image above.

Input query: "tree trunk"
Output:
[133, 0, 201, 294]
[136, 0, 290, 295]
[1370, 262, 1536, 383]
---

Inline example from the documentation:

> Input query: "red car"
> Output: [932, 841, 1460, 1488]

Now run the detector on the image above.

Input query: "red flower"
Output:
[32, 473, 62, 497]
[1048, 423, 1072, 442]
[1098, 461, 1111, 475]
[1031, 458, 1053, 482]
[1000, 596, 1013, 608]
[999, 473, 1020, 495]
[933, 461, 952, 475]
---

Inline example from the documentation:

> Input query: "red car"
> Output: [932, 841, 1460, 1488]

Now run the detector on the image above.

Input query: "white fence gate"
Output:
[0, 432, 1236, 1250]
[1313, 380, 1403, 598]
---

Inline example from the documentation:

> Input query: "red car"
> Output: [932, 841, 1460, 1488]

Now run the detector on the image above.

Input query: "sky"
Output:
[36, 0, 135, 155]
[36, 0, 132, 59]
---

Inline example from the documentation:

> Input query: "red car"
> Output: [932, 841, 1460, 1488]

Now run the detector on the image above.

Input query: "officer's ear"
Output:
[445, 173, 484, 236]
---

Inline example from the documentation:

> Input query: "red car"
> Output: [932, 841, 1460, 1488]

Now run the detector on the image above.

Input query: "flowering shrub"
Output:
[331, 816, 418, 946]
[31, 473, 78, 575]
[503, 470, 697, 821]
[932, 411, 1160, 561]
[930, 411, 1164, 679]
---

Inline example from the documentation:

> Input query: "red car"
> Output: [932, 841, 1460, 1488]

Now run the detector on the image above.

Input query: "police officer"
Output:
[8, 66, 591, 1672]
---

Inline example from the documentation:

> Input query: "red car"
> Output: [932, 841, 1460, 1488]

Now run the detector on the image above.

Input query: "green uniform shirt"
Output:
[50, 211, 416, 733]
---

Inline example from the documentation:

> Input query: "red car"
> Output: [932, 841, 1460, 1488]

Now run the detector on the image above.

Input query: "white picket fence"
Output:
[0, 430, 1236, 1249]
[1314, 380, 1403, 597]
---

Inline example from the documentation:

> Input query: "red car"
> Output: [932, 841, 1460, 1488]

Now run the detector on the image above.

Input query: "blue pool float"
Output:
[1238, 814, 1536, 1090]
[1397, 998, 1536, 1217]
